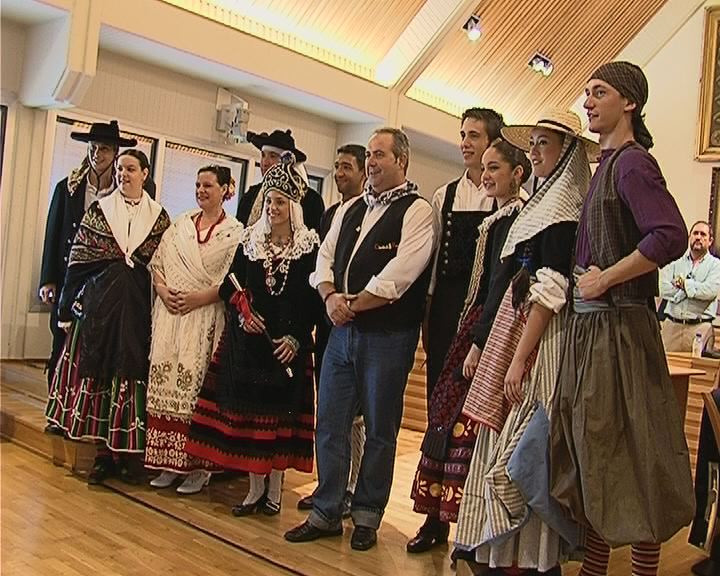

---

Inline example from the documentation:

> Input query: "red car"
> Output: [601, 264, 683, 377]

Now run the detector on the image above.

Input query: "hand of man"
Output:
[576, 266, 608, 300]
[673, 276, 685, 290]
[326, 292, 356, 326]
[39, 283, 57, 304]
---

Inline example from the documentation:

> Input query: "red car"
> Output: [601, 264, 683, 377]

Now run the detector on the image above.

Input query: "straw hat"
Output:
[501, 109, 600, 161]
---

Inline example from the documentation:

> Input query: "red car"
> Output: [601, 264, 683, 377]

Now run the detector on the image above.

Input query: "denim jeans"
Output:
[309, 323, 419, 530]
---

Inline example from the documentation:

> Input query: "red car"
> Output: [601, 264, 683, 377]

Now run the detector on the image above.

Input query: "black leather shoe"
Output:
[284, 521, 343, 542]
[117, 455, 146, 485]
[87, 456, 115, 485]
[297, 494, 314, 510]
[692, 557, 717, 576]
[232, 494, 267, 516]
[406, 519, 449, 553]
[350, 526, 377, 551]
[262, 498, 281, 516]
[44, 423, 64, 436]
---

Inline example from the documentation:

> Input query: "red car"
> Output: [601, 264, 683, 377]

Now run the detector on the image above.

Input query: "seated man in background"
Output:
[660, 220, 720, 352]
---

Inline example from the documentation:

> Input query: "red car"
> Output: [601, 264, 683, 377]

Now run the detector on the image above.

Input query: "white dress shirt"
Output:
[310, 182, 435, 301]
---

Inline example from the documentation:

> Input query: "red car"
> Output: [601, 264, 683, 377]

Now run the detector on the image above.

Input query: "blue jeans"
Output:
[309, 324, 419, 530]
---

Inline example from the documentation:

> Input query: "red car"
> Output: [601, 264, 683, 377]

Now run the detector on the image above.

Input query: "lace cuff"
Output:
[528, 267, 568, 313]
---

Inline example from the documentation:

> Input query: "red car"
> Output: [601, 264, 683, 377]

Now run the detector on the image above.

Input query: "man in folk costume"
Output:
[550, 61, 694, 576]
[236, 129, 324, 230]
[424, 108, 501, 407]
[297, 144, 367, 516]
[285, 128, 434, 550]
[39, 120, 136, 432]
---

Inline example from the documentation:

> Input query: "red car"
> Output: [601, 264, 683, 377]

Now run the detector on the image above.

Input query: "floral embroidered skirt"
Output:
[45, 322, 147, 453]
[145, 360, 221, 474]
[412, 415, 480, 523]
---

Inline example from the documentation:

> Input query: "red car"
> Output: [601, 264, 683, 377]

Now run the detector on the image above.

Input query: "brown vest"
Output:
[585, 141, 658, 303]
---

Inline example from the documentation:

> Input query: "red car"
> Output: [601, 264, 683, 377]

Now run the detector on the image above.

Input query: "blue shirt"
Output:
[660, 250, 720, 320]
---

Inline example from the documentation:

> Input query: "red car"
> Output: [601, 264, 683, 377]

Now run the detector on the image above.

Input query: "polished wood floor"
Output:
[0, 361, 706, 575]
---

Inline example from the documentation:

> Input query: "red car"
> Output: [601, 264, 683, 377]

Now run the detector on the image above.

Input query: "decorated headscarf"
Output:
[240, 152, 318, 262]
[589, 61, 653, 150]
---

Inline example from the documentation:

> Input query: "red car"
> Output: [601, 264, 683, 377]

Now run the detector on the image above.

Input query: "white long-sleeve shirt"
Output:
[310, 184, 435, 301]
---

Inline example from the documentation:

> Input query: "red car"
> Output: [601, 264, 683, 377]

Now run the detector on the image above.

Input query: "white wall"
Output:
[83, 51, 339, 172]
[643, 1, 719, 226]
[1, 18, 25, 96]
[408, 149, 463, 201]
[0, 18, 463, 359]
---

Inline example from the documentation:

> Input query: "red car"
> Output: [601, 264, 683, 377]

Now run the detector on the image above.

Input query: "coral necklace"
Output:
[194, 210, 226, 244]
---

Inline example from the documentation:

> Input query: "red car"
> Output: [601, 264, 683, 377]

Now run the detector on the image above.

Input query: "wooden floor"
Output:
[0, 361, 706, 575]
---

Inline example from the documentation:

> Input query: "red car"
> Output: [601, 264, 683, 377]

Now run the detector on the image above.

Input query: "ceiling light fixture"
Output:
[528, 52, 554, 77]
[463, 15, 482, 42]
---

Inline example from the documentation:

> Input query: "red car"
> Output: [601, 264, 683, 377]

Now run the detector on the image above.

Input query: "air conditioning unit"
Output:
[216, 88, 250, 144]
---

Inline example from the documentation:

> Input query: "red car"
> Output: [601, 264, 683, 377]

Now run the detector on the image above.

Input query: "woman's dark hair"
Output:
[487, 138, 532, 184]
[118, 148, 151, 171]
[117, 149, 156, 199]
[198, 164, 233, 187]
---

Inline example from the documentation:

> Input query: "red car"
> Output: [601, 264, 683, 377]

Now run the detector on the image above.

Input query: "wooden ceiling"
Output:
[231, 0, 428, 64]
[170, 0, 669, 123]
[410, 0, 669, 122]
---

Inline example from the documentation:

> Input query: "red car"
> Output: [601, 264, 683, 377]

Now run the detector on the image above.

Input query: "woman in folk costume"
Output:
[46, 149, 171, 484]
[185, 153, 319, 516]
[453, 110, 597, 575]
[144, 166, 243, 494]
[409, 138, 531, 552]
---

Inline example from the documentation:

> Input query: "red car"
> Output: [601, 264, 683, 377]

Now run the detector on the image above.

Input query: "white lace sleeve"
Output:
[528, 267, 568, 313]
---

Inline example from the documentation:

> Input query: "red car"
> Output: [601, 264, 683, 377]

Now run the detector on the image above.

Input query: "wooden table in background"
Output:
[669, 364, 705, 426]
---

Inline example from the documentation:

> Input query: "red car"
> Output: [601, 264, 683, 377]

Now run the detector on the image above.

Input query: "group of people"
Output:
[38, 60, 701, 576]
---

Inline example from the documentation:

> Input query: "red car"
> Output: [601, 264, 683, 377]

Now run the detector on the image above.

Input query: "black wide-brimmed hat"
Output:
[247, 129, 307, 163]
[70, 120, 137, 147]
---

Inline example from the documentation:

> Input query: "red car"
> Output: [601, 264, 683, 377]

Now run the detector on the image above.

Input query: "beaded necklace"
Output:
[194, 210, 226, 244]
[263, 233, 293, 295]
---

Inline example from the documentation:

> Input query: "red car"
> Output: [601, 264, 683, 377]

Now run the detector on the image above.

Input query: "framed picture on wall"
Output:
[709, 167, 720, 254]
[698, 6, 720, 161]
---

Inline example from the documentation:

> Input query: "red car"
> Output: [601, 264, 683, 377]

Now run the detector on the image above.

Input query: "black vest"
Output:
[333, 195, 431, 330]
[586, 142, 658, 303]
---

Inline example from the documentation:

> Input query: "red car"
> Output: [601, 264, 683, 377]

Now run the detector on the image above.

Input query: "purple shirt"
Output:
[575, 147, 687, 268]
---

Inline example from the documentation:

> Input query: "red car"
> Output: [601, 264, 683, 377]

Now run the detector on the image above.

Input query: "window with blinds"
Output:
[160, 142, 247, 220]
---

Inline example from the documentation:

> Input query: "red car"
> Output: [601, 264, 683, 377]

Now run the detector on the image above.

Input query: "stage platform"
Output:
[0, 361, 704, 576]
